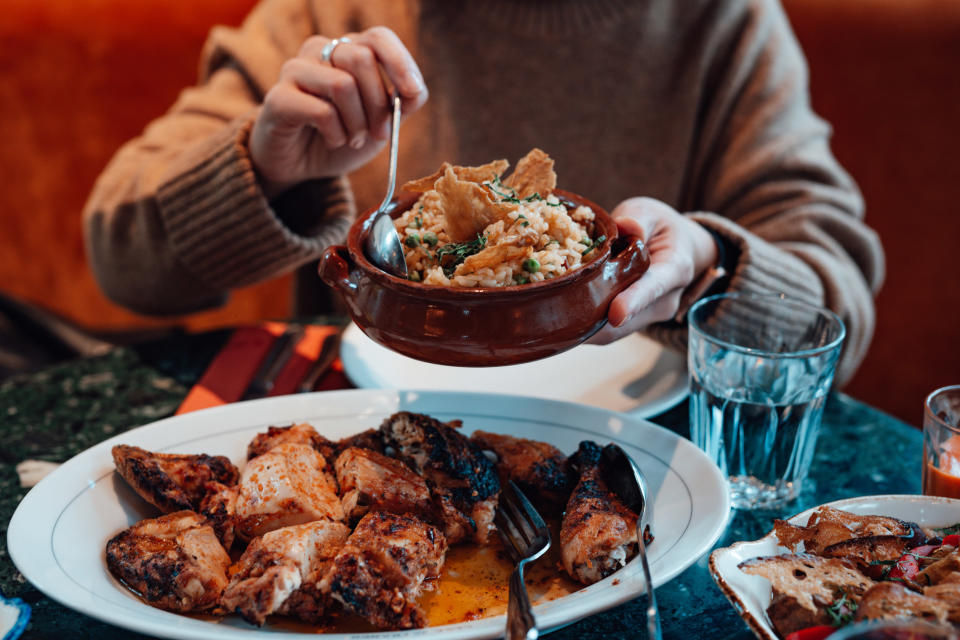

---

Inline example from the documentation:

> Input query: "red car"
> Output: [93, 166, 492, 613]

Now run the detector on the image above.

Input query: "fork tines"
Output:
[495, 480, 550, 562]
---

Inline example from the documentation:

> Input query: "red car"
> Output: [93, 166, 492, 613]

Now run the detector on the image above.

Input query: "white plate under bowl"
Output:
[8, 389, 729, 640]
[340, 323, 689, 418]
[709, 494, 960, 640]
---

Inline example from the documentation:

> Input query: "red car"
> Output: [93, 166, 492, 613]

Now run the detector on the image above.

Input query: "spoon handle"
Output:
[376, 94, 402, 214]
[637, 526, 662, 640]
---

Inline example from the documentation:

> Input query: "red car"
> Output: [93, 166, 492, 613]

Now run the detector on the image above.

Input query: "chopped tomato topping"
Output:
[785, 625, 836, 640]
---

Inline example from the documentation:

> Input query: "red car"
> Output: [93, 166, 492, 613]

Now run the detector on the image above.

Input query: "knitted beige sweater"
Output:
[83, 0, 884, 383]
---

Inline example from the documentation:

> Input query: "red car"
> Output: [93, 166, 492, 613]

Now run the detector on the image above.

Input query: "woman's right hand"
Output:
[250, 26, 428, 199]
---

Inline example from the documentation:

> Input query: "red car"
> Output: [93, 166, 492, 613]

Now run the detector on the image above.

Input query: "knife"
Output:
[242, 324, 305, 400]
[297, 328, 343, 393]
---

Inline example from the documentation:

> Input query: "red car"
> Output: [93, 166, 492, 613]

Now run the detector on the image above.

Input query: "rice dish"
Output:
[394, 150, 605, 288]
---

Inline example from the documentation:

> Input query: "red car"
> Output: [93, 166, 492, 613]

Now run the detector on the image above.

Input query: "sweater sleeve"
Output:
[82, 0, 354, 316]
[648, 0, 884, 385]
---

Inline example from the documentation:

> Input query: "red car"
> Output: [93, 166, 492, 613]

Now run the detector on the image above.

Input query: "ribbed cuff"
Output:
[646, 212, 826, 354]
[155, 115, 353, 291]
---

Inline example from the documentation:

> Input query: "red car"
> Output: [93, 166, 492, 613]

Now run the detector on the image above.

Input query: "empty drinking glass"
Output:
[688, 293, 845, 509]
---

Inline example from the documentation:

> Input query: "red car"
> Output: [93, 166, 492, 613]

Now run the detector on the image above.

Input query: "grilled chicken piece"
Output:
[105, 511, 230, 612]
[335, 447, 433, 522]
[337, 429, 386, 455]
[221, 520, 351, 626]
[199, 481, 239, 548]
[320, 511, 447, 630]
[111, 444, 238, 513]
[247, 423, 337, 461]
[470, 430, 573, 509]
[560, 441, 638, 584]
[379, 412, 500, 545]
[247, 423, 384, 461]
[234, 442, 344, 540]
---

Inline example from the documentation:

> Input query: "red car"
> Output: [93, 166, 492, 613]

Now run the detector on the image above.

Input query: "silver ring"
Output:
[320, 36, 351, 64]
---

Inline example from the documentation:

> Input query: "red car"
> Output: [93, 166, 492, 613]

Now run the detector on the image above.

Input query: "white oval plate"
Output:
[340, 323, 689, 418]
[709, 494, 960, 640]
[8, 389, 729, 640]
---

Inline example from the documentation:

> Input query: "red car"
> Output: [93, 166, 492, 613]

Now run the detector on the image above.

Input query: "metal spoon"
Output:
[601, 443, 662, 640]
[364, 94, 408, 278]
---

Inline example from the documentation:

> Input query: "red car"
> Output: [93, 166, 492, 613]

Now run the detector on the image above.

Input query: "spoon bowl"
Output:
[363, 94, 407, 278]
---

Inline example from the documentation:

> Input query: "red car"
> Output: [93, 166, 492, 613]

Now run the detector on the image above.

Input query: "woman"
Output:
[83, 0, 883, 383]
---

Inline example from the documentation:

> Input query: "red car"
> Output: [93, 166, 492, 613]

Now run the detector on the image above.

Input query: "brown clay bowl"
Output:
[319, 189, 650, 367]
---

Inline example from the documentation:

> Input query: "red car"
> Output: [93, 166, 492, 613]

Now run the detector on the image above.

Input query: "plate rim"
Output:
[339, 323, 690, 419]
[8, 388, 729, 640]
[708, 493, 960, 640]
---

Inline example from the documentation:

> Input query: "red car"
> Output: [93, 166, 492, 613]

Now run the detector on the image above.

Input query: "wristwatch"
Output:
[672, 227, 733, 323]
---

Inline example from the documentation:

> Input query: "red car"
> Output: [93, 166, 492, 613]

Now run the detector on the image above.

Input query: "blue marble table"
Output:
[0, 330, 923, 639]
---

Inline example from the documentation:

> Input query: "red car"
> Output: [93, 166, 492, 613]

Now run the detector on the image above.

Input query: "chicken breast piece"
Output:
[221, 519, 351, 626]
[234, 442, 344, 540]
[380, 412, 500, 545]
[560, 441, 638, 584]
[247, 423, 384, 461]
[320, 511, 447, 630]
[111, 444, 238, 513]
[335, 447, 433, 522]
[470, 430, 573, 509]
[105, 511, 230, 612]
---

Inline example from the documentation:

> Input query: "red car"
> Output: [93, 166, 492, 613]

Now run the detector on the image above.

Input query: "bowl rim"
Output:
[344, 188, 620, 298]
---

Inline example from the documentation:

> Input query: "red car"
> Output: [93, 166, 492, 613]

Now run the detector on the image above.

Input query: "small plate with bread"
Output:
[709, 494, 960, 640]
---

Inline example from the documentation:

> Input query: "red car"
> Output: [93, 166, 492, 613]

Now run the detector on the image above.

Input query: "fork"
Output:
[495, 480, 551, 640]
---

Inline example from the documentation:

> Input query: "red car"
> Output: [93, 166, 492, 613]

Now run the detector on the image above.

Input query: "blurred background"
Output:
[0, 0, 957, 425]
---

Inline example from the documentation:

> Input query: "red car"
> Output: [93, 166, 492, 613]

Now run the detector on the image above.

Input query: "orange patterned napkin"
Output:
[176, 323, 350, 414]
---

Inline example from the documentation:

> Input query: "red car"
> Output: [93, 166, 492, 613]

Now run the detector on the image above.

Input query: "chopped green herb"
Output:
[436, 234, 487, 276]
[581, 235, 607, 256]
[523, 193, 542, 202]
[545, 200, 563, 207]
[825, 590, 857, 627]
[514, 275, 529, 285]
[414, 216, 423, 229]
[404, 233, 421, 248]
[933, 524, 960, 537]
[523, 258, 540, 273]
[422, 231, 439, 247]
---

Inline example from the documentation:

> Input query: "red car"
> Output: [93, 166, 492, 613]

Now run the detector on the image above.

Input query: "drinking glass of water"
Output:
[687, 293, 845, 509]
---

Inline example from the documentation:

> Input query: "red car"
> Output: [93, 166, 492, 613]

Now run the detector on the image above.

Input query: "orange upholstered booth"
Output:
[0, 0, 957, 424]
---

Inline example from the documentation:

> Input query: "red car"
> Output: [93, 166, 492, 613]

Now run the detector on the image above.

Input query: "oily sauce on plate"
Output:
[265, 518, 580, 633]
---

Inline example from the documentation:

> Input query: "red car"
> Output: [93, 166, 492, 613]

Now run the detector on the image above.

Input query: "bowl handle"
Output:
[319, 246, 357, 294]
[605, 235, 651, 294]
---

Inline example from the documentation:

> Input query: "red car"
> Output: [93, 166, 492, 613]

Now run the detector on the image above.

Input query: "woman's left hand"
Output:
[589, 197, 720, 344]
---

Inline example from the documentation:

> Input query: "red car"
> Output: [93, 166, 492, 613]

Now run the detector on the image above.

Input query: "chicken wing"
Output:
[234, 442, 344, 540]
[221, 519, 350, 626]
[320, 511, 447, 630]
[335, 446, 433, 522]
[379, 411, 500, 544]
[111, 444, 238, 513]
[470, 430, 573, 509]
[105, 511, 230, 612]
[560, 440, 638, 584]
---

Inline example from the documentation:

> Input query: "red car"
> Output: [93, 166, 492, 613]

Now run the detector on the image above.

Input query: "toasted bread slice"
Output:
[774, 507, 923, 555]
[739, 553, 874, 638]
[855, 582, 950, 625]
[919, 551, 960, 587]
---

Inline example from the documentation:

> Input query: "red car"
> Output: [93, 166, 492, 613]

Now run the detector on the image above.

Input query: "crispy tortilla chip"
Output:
[503, 148, 556, 199]
[435, 167, 517, 242]
[402, 159, 509, 194]
[459, 244, 533, 275]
